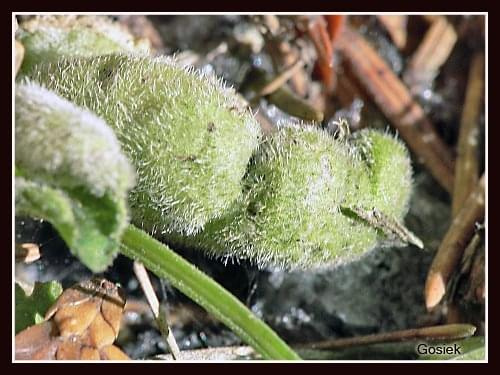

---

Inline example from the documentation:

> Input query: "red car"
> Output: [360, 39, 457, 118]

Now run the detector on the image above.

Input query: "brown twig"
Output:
[465, 246, 485, 303]
[15, 243, 40, 263]
[448, 232, 482, 301]
[123, 298, 218, 329]
[337, 26, 455, 193]
[377, 15, 408, 49]
[133, 261, 181, 360]
[267, 87, 324, 122]
[335, 69, 367, 108]
[324, 15, 346, 45]
[422, 15, 441, 24]
[446, 231, 483, 323]
[452, 53, 484, 217]
[425, 175, 485, 310]
[449, 231, 485, 306]
[347, 206, 424, 249]
[118, 15, 164, 51]
[304, 16, 335, 91]
[260, 16, 309, 97]
[297, 324, 476, 350]
[322, 15, 346, 93]
[246, 68, 324, 123]
[403, 16, 457, 93]
[272, 40, 309, 97]
[258, 58, 305, 96]
[460, 232, 483, 277]
[260, 15, 280, 35]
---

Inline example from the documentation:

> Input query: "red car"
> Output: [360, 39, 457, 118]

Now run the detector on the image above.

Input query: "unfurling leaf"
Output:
[17, 15, 149, 74]
[15, 83, 135, 272]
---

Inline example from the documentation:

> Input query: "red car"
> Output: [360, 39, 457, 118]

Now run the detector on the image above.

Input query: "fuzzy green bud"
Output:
[350, 128, 413, 219]
[171, 125, 414, 269]
[28, 54, 262, 235]
[17, 15, 149, 74]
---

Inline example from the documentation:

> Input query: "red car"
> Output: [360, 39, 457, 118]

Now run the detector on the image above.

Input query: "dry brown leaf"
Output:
[15, 278, 129, 361]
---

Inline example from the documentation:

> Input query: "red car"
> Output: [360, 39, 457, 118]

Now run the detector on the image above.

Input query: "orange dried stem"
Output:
[307, 16, 335, 91]
[425, 175, 485, 310]
[258, 58, 305, 97]
[338, 26, 455, 193]
[452, 53, 484, 217]
[307, 16, 333, 68]
[133, 261, 181, 359]
[404, 16, 457, 90]
[262, 19, 309, 97]
[324, 15, 346, 44]
[15, 243, 40, 263]
[377, 15, 407, 49]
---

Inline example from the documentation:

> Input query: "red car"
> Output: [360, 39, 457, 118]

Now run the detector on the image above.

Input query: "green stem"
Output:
[119, 224, 301, 360]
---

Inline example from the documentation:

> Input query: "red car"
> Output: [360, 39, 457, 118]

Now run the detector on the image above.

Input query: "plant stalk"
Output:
[119, 224, 301, 360]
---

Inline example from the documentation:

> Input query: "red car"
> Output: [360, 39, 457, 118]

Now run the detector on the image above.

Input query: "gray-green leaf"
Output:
[15, 82, 135, 272]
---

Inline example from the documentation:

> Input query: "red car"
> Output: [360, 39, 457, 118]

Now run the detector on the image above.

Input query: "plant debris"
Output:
[15, 278, 129, 360]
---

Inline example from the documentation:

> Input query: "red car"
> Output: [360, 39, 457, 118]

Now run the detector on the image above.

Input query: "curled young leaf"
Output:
[349, 128, 413, 219]
[15, 83, 136, 272]
[17, 15, 149, 74]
